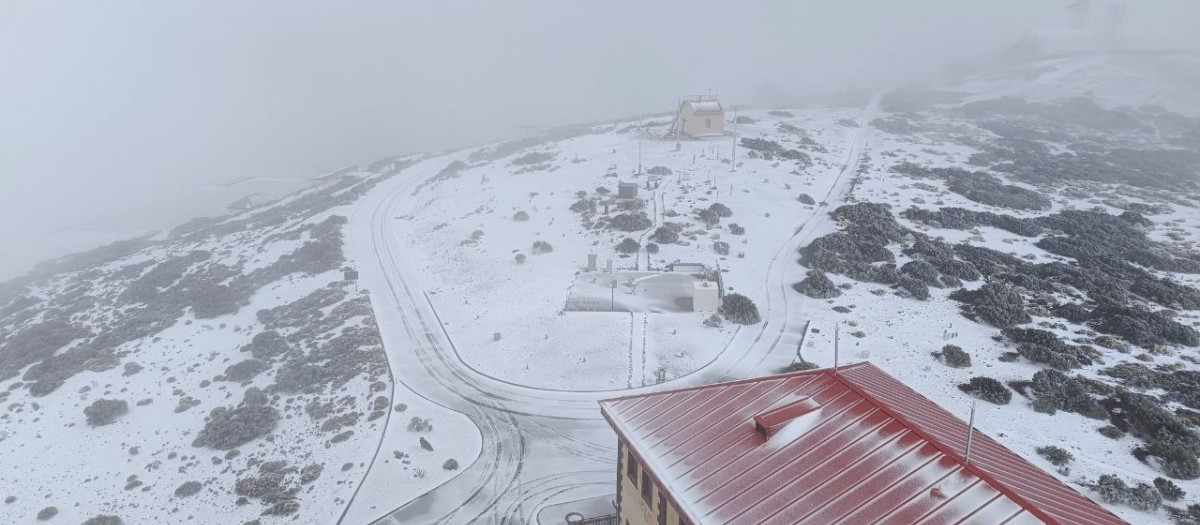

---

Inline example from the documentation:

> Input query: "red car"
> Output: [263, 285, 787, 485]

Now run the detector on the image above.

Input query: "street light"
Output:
[610, 279, 617, 311]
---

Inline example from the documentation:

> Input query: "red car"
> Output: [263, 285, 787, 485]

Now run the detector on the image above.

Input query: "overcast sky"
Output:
[2, 1, 1198, 278]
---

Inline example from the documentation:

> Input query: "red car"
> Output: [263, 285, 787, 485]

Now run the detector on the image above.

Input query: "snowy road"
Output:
[342, 97, 878, 524]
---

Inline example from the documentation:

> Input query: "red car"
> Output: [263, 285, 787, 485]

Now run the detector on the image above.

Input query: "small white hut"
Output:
[692, 280, 721, 312]
[670, 98, 725, 138]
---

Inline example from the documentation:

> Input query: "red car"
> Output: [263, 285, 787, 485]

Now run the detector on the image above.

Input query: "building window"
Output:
[641, 470, 653, 504]
[626, 448, 638, 482]
[705, 118, 712, 129]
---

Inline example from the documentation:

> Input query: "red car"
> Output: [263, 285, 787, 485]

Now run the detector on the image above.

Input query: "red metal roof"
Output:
[599, 362, 1127, 525]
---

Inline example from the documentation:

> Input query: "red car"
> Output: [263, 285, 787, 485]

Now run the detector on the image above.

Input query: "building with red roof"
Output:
[598, 361, 1126, 525]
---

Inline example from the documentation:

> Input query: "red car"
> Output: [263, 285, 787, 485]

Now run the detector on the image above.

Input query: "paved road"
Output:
[342, 96, 878, 524]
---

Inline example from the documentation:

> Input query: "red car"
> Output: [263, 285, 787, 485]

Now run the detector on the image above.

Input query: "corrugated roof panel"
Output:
[599, 362, 1128, 525]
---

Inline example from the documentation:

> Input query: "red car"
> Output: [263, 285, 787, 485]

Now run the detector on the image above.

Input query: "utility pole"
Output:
[730, 107, 738, 172]
[638, 138, 643, 176]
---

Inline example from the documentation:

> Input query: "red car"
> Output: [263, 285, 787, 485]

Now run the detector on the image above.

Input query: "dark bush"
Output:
[84, 399, 128, 426]
[223, 359, 269, 382]
[1156, 477, 1186, 501]
[651, 226, 678, 244]
[713, 241, 730, 256]
[1030, 369, 1100, 416]
[608, 213, 652, 232]
[949, 283, 1030, 328]
[1094, 474, 1129, 505]
[174, 481, 203, 498]
[192, 405, 280, 450]
[720, 293, 761, 325]
[937, 345, 971, 368]
[616, 238, 640, 254]
[958, 376, 1011, 405]
[798, 193, 816, 205]
[897, 275, 930, 300]
[794, 270, 841, 299]
[728, 223, 746, 235]
[708, 203, 732, 218]
[1036, 446, 1074, 466]
[645, 243, 659, 254]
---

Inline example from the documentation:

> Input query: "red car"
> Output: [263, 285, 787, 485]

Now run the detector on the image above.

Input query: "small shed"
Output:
[618, 182, 639, 199]
[692, 280, 720, 313]
[671, 98, 725, 138]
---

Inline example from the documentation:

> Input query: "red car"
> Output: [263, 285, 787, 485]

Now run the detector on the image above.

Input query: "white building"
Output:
[692, 280, 720, 312]
[670, 98, 725, 138]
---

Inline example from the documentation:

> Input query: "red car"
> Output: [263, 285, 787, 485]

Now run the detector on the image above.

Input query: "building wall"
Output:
[693, 287, 720, 312]
[680, 103, 725, 137]
[616, 439, 688, 525]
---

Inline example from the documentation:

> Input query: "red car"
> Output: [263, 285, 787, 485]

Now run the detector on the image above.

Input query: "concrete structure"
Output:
[600, 362, 1127, 525]
[618, 182, 639, 199]
[692, 280, 720, 312]
[670, 98, 725, 138]
[668, 262, 705, 274]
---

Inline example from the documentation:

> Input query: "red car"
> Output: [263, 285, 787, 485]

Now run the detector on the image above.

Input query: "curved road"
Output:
[343, 96, 878, 525]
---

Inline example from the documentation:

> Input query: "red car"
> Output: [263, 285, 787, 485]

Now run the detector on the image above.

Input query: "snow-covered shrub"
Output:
[1129, 482, 1163, 511]
[936, 345, 971, 368]
[793, 270, 841, 299]
[407, 417, 432, 432]
[174, 481, 203, 498]
[595, 186, 611, 195]
[645, 243, 659, 254]
[900, 260, 942, 288]
[728, 223, 746, 235]
[1094, 474, 1129, 505]
[608, 212, 652, 232]
[958, 377, 1011, 405]
[703, 314, 722, 328]
[708, 203, 732, 218]
[696, 208, 720, 227]
[897, 275, 930, 300]
[1030, 369, 1101, 416]
[1119, 390, 1200, 479]
[223, 359, 269, 382]
[81, 516, 123, 525]
[192, 405, 280, 450]
[1098, 425, 1125, 439]
[948, 283, 1030, 328]
[531, 240, 553, 254]
[650, 225, 678, 244]
[443, 459, 459, 470]
[797, 193, 815, 205]
[37, 507, 57, 520]
[616, 199, 646, 212]
[616, 238, 640, 254]
[512, 211, 530, 221]
[570, 199, 596, 214]
[1036, 446, 1074, 466]
[242, 331, 289, 360]
[713, 241, 730, 256]
[514, 253, 527, 264]
[720, 293, 761, 325]
[84, 398, 128, 426]
[1156, 477, 1186, 501]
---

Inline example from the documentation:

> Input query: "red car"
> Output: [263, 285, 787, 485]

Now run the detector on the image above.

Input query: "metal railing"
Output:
[567, 514, 618, 525]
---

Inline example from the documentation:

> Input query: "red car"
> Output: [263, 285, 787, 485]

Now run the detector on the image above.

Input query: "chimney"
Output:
[753, 397, 821, 439]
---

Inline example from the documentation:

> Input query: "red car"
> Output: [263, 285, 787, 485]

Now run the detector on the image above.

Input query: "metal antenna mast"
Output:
[964, 400, 978, 465]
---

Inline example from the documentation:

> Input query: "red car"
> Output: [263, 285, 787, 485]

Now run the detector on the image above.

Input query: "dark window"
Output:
[705, 118, 712, 128]
[626, 448, 638, 482]
[641, 470, 653, 504]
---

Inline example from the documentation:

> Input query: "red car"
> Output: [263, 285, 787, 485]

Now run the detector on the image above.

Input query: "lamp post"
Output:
[610, 279, 617, 312]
